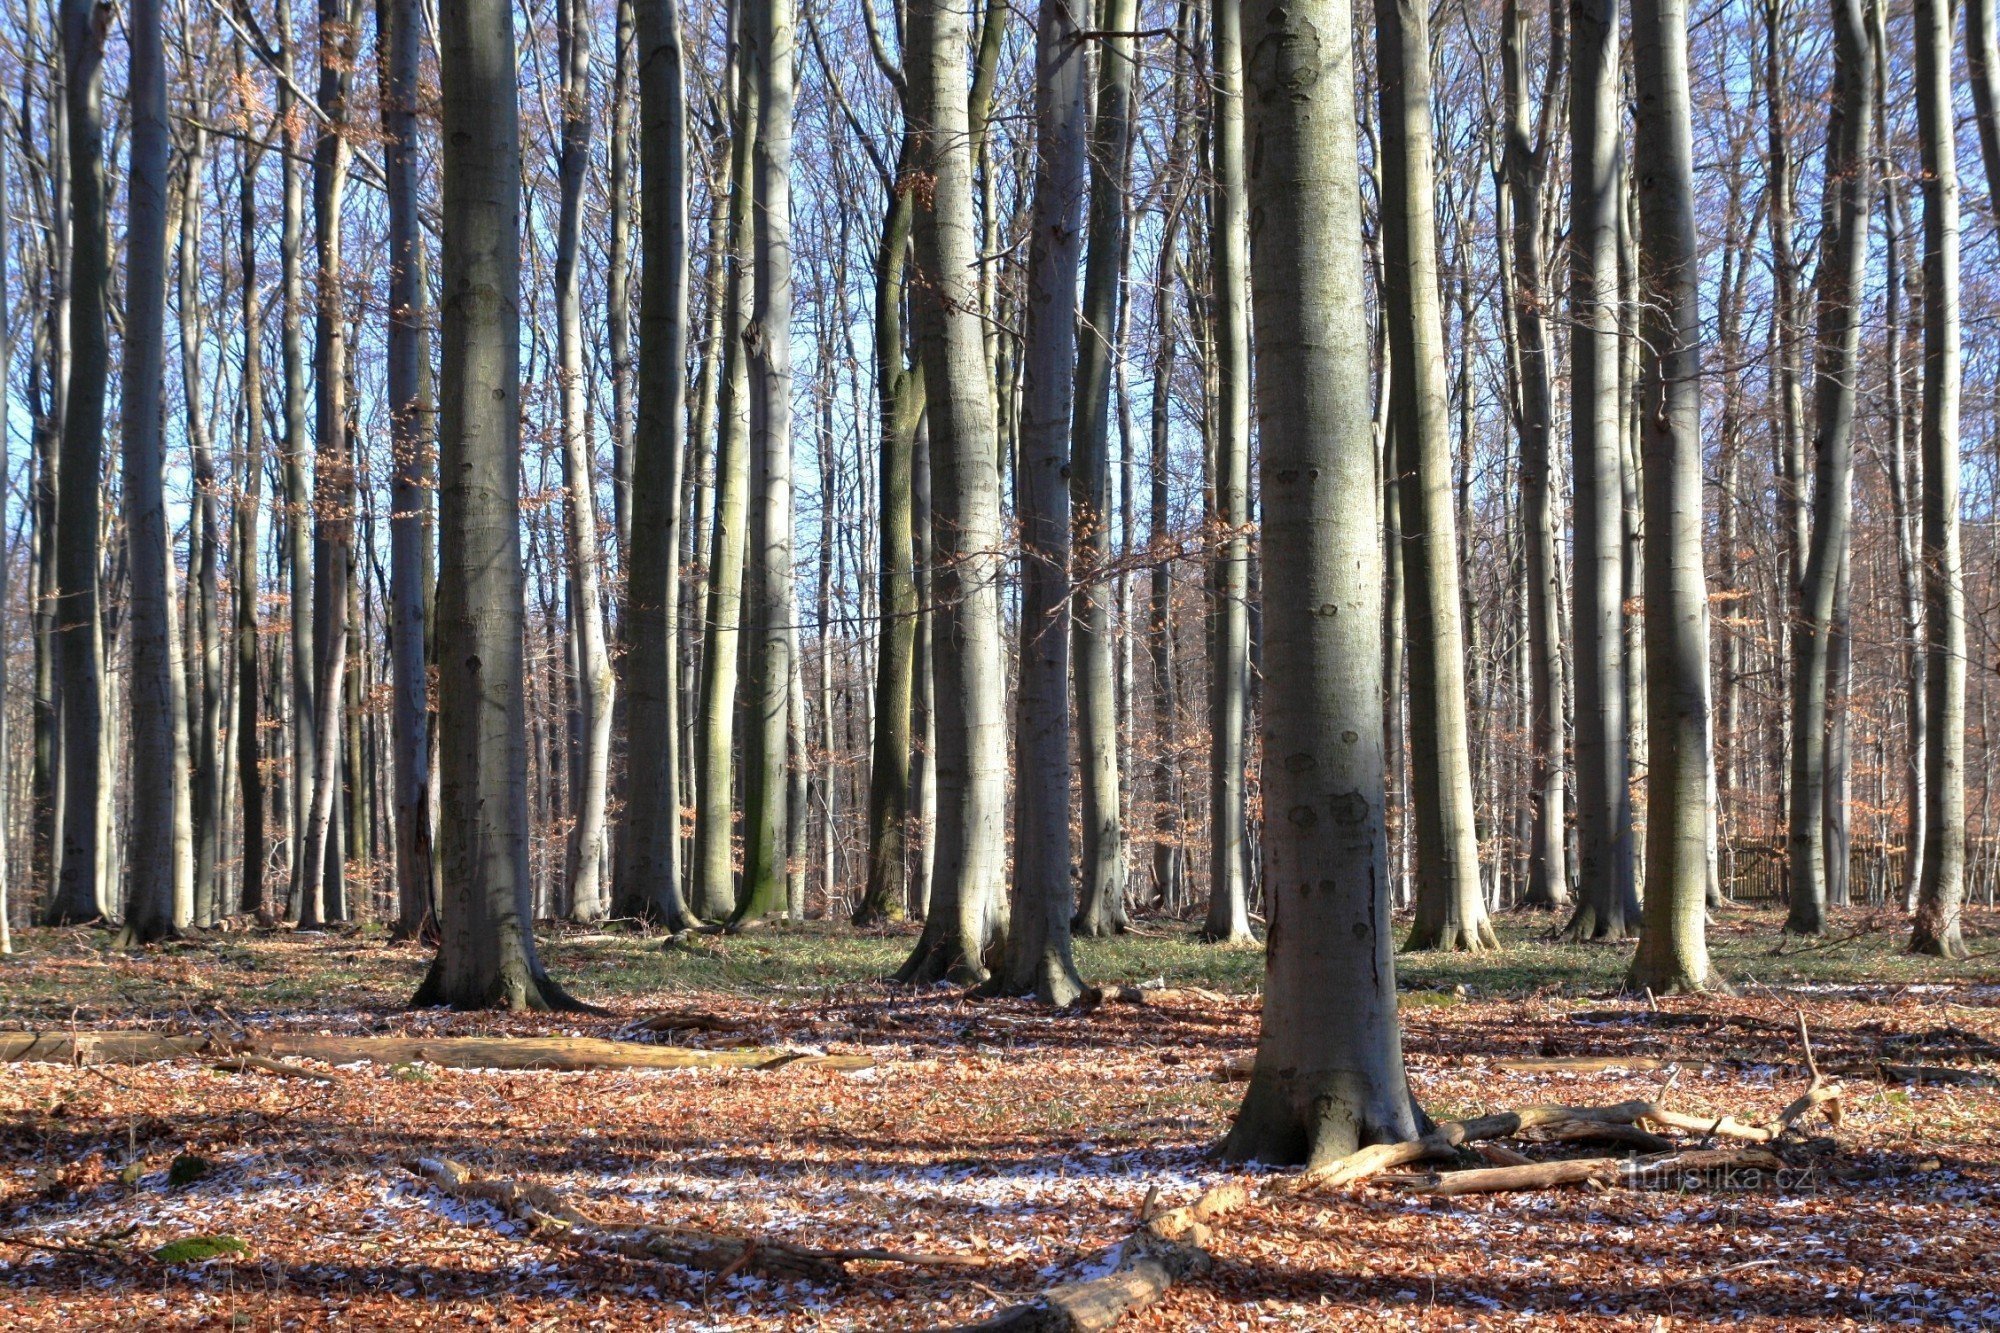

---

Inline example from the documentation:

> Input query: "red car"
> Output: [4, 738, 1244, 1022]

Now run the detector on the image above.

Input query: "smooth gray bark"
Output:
[1203, 0, 1253, 945]
[736, 0, 797, 921]
[414, 0, 580, 1010]
[116, 0, 177, 947]
[1565, 0, 1639, 940]
[1910, 0, 1967, 959]
[614, 0, 694, 931]
[45, 0, 107, 926]
[897, 0, 1007, 985]
[1626, 0, 1714, 993]
[1221, 0, 1425, 1167]
[1000, 0, 1089, 1004]
[1785, 0, 1871, 936]
[555, 0, 616, 921]
[1376, 0, 1492, 953]
[1069, 0, 1135, 939]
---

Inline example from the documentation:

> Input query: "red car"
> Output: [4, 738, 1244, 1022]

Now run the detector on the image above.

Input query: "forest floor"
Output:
[0, 906, 1996, 1330]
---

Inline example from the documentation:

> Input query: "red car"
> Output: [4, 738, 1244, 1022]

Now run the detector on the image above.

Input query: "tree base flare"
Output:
[1220, 1067, 1428, 1169]
[1402, 916, 1499, 953]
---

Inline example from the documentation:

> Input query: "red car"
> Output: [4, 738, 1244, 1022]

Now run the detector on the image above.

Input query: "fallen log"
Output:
[1293, 1101, 1661, 1190]
[1493, 1054, 1671, 1073]
[1098, 985, 1230, 1009]
[1411, 1147, 1786, 1198]
[0, 1029, 875, 1074]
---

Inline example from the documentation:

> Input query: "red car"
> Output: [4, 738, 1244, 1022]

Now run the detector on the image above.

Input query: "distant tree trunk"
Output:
[554, 0, 615, 921]
[381, 0, 434, 940]
[897, 0, 1007, 985]
[1867, 0, 1922, 911]
[1501, 0, 1569, 910]
[613, 0, 694, 930]
[414, 0, 582, 1010]
[298, 0, 360, 930]
[1376, 0, 1492, 952]
[855, 130, 925, 927]
[1563, 0, 1639, 941]
[1909, 0, 1967, 959]
[1222, 0, 1425, 1168]
[0, 131, 11, 951]
[735, 0, 797, 922]
[1823, 548, 1852, 907]
[1626, 0, 1714, 993]
[690, 43, 757, 924]
[1785, 0, 1871, 936]
[116, 0, 177, 947]
[608, 0, 637, 555]
[909, 418, 938, 920]
[1000, 0, 1089, 1004]
[1204, 0, 1254, 944]
[1970, 0, 2000, 218]
[276, 0, 316, 923]
[1764, 0, 1809, 615]
[46, 0, 108, 927]
[178, 115, 224, 926]
[1070, 0, 1136, 939]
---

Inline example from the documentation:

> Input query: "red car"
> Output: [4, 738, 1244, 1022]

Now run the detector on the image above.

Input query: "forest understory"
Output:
[0, 909, 1994, 1331]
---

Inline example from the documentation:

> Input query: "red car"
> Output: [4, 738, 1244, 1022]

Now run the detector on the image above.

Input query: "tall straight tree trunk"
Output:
[1626, 0, 1714, 993]
[555, 0, 615, 921]
[608, 0, 637, 555]
[1501, 0, 1569, 910]
[1909, 0, 1967, 959]
[897, 0, 1007, 985]
[1970, 0, 2000, 215]
[116, 0, 176, 947]
[690, 42, 757, 924]
[855, 128, 925, 927]
[45, 0, 108, 926]
[1765, 0, 1809, 618]
[178, 116, 224, 926]
[414, 0, 581, 1010]
[1204, 0, 1254, 944]
[1565, 0, 1639, 940]
[1069, 0, 1136, 939]
[1823, 548, 1852, 906]
[1376, 0, 1492, 952]
[382, 0, 435, 940]
[275, 0, 315, 922]
[1785, 0, 1871, 936]
[0, 129, 12, 950]
[735, 0, 797, 922]
[1223, 0, 1424, 1167]
[1872, 0, 1923, 909]
[298, 0, 360, 929]
[1000, 0, 1089, 1004]
[614, 0, 694, 930]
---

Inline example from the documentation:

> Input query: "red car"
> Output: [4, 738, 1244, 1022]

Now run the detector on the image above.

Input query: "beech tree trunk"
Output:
[1375, 0, 1492, 952]
[1501, 0, 1569, 911]
[613, 0, 694, 930]
[380, 0, 434, 940]
[736, 0, 797, 922]
[1626, 0, 1714, 994]
[1203, 0, 1254, 945]
[117, 0, 176, 947]
[1070, 0, 1136, 939]
[554, 0, 616, 922]
[414, 0, 580, 1010]
[45, 0, 108, 926]
[1221, 0, 1425, 1167]
[1786, 0, 1871, 936]
[1000, 0, 1089, 1004]
[897, 0, 1007, 985]
[1909, 0, 1967, 959]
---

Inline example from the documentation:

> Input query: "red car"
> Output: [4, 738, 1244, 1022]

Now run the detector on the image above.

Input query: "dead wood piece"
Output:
[1412, 1147, 1786, 1197]
[410, 1157, 844, 1282]
[1294, 1101, 1659, 1190]
[1475, 1142, 1535, 1167]
[955, 1180, 1251, 1331]
[1871, 1064, 1999, 1088]
[1538, 1120, 1675, 1153]
[1494, 1054, 1670, 1073]
[0, 1029, 874, 1075]
[1210, 1054, 1253, 1083]
[1101, 986, 1229, 1009]
[211, 1052, 335, 1082]
[623, 1010, 753, 1036]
